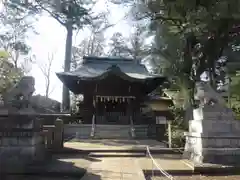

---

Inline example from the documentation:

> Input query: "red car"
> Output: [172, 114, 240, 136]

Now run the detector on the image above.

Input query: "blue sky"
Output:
[28, 1, 132, 102]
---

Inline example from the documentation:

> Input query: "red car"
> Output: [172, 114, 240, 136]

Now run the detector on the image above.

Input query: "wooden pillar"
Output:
[127, 98, 131, 124]
[128, 98, 135, 138]
[91, 97, 96, 137]
[167, 120, 172, 148]
[93, 96, 96, 124]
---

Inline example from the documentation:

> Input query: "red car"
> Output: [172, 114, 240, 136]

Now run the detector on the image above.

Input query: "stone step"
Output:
[95, 129, 129, 131]
[96, 129, 129, 132]
[96, 128, 130, 130]
[95, 128, 130, 131]
[94, 133, 130, 135]
[94, 134, 131, 138]
[88, 152, 146, 157]
[94, 125, 132, 139]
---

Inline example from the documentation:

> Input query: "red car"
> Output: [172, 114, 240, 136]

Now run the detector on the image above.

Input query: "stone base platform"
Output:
[183, 159, 240, 175]
[184, 147, 240, 165]
[49, 139, 185, 156]
[183, 131, 240, 165]
[56, 139, 182, 154]
[65, 139, 166, 149]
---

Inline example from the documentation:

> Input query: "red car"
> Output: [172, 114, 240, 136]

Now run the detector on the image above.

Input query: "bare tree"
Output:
[36, 53, 55, 98]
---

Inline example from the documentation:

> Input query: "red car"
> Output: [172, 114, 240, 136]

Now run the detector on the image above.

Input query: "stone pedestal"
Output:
[0, 109, 46, 173]
[183, 104, 240, 165]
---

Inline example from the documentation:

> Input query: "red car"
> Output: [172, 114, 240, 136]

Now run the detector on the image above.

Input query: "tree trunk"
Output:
[62, 20, 73, 112]
[46, 82, 49, 98]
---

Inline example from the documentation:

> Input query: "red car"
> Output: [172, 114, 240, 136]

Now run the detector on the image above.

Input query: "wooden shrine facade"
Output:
[57, 56, 168, 126]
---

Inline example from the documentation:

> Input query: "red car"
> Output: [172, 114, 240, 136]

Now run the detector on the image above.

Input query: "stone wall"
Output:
[183, 104, 240, 165]
[0, 116, 46, 173]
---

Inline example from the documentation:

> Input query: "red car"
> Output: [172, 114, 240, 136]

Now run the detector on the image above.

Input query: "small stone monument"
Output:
[183, 81, 240, 165]
[0, 76, 46, 173]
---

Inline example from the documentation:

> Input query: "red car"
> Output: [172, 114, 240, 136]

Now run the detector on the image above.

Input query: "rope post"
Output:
[151, 156, 154, 178]
[168, 120, 172, 148]
[146, 146, 174, 180]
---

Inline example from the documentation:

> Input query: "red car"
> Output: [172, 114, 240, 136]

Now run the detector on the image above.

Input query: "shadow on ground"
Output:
[0, 154, 99, 180]
[143, 169, 240, 178]
[2, 172, 101, 180]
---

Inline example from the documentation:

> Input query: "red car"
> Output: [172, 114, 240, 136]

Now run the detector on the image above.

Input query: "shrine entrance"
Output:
[94, 96, 135, 125]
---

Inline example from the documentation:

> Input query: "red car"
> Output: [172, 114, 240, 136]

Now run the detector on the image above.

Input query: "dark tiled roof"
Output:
[57, 56, 163, 81]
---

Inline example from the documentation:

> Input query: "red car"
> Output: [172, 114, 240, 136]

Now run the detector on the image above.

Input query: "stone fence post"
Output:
[53, 118, 64, 149]
[32, 118, 46, 163]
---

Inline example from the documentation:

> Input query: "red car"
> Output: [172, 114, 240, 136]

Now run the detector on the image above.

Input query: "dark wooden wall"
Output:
[78, 75, 160, 124]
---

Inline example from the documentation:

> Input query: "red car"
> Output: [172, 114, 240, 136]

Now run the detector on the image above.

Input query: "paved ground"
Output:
[4, 174, 240, 180]
[152, 175, 240, 180]
[139, 154, 240, 180]
[138, 154, 192, 172]
[65, 139, 166, 150]
[81, 157, 145, 180]
[4, 140, 240, 180]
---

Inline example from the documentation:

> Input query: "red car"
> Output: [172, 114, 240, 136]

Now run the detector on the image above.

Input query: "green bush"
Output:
[166, 106, 187, 148]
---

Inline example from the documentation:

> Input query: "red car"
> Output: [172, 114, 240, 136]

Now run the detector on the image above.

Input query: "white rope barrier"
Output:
[146, 146, 174, 180]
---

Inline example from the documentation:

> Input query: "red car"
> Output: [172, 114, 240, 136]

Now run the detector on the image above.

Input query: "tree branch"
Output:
[35, 0, 66, 26]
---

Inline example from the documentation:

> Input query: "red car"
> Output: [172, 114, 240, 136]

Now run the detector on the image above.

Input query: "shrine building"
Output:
[57, 56, 171, 139]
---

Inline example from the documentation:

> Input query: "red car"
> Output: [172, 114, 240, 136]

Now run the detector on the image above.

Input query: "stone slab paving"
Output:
[81, 157, 145, 180]
[138, 154, 192, 172]
[152, 175, 240, 180]
[139, 154, 240, 180]
[65, 139, 166, 150]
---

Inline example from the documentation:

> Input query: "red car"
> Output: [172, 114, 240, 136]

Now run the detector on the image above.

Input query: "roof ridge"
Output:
[83, 56, 139, 63]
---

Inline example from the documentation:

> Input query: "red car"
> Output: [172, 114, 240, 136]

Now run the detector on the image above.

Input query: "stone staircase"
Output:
[64, 124, 92, 139]
[94, 125, 132, 139]
[64, 124, 150, 140]
[134, 125, 148, 139]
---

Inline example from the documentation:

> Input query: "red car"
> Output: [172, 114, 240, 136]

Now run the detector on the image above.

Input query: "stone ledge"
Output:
[182, 159, 240, 175]
[184, 132, 240, 139]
